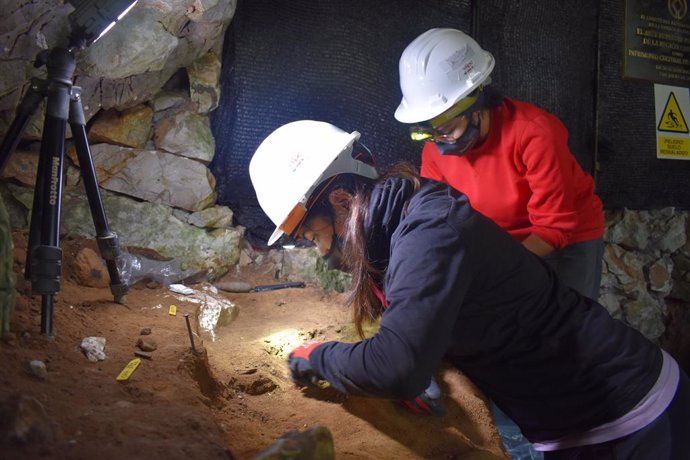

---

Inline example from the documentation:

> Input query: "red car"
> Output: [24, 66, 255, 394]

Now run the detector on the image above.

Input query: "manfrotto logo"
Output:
[49, 157, 60, 205]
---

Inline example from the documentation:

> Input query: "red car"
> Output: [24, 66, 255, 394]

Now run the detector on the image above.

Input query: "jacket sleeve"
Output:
[517, 114, 580, 248]
[309, 199, 474, 399]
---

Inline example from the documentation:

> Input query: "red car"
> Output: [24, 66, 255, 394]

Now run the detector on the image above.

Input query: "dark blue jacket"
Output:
[309, 177, 661, 442]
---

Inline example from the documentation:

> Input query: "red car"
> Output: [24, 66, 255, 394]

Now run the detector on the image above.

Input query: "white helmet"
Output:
[394, 28, 495, 124]
[249, 120, 379, 246]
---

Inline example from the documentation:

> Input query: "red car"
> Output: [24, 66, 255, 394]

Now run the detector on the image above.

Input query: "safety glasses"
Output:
[409, 115, 468, 144]
[409, 88, 483, 143]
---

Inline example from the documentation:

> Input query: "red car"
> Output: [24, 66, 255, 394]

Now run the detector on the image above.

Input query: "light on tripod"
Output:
[67, 0, 139, 49]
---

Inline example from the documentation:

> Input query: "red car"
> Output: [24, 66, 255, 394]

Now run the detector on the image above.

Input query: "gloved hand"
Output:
[287, 340, 324, 387]
[400, 376, 446, 417]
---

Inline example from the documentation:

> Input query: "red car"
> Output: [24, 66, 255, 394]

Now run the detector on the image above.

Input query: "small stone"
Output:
[80, 337, 107, 362]
[140, 327, 152, 336]
[136, 337, 158, 352]
[28, 360, 48, 380]
[134, 350, 153, 360]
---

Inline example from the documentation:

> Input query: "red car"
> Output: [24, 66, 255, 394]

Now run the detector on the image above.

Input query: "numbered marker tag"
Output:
[169, 304, 177, 316]
[116, 358, 141, 382]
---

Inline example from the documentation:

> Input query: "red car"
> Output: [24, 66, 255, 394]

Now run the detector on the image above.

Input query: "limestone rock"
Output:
[28, 360, 48, 380]
[187, 51, 222, 113]
[656, 212, 687, 253]
[186, 206, 234, 229]
[63, 189, 241, 273]
[0, 0, 71, 114]
[66, 143, 138, 183]
[136, 337, 158, 352]
[78, 9, 179, 79]
[606, 209, 650, 251]
[103, 150, 217, 211]
[80, 336, 107, 362]
[88, 105, 154, 148]
[153, 110, 215, 163]
[2, 183, 242, 275]
[275, 247, 351, 292]
[647, 256, 673, 294]
[603, 244, 645, 290]
[0, 149, 39, 187]
[153, 90, 189, 113]
[1, 0, 237, 123]
[194, 292, 238, 341]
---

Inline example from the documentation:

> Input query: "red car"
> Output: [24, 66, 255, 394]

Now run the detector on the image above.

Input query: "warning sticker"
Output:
[654, 84, 690, 160]
[657, 92, 689, 133]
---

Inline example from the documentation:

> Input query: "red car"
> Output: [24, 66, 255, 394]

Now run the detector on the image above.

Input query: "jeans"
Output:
[491, 402, 543, 460]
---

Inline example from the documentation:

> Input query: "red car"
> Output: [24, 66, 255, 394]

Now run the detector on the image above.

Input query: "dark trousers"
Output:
[544, 368, 690, 460]
[543, 238, 604, 300]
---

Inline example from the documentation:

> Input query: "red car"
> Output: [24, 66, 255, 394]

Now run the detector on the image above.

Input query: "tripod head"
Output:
[29, 1, 138, 83]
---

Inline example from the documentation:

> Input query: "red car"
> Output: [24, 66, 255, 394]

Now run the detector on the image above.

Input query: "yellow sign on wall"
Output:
[655, 84, 690, 160]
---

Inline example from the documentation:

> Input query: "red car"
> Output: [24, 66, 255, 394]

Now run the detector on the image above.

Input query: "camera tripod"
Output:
[0, 46, 128, 337]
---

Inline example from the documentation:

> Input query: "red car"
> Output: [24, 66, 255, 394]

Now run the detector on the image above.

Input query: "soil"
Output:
[1, 232, 507, 460]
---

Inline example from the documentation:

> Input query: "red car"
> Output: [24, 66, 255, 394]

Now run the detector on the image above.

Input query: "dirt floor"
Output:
[0, 232, 507, 460]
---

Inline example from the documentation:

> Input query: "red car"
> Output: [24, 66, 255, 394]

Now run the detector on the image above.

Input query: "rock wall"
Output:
[1, 0, 242, 277]
[600, 208, 690, 370]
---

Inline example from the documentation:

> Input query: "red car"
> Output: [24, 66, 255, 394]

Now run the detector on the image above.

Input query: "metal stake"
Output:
[183, 313, 197, 353]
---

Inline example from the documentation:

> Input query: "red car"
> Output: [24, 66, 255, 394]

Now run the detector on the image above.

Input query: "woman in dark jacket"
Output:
[249, 120, 690, 459]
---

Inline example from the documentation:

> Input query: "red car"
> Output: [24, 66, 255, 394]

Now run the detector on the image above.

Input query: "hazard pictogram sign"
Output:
[657, 91, 689, 133]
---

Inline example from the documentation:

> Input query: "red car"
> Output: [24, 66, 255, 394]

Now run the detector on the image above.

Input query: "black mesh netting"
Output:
[474, 2, 599, 174]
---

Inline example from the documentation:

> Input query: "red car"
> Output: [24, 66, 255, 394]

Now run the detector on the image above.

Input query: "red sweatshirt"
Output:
[420, 98, 603, 249]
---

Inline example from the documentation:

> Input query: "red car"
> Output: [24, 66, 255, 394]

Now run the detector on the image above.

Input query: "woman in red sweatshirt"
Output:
[395, 28, 604, 301]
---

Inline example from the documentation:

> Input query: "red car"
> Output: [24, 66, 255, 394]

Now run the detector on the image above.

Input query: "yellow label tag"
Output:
[169, 304, 177, 316]
[116, 358, 141, 382]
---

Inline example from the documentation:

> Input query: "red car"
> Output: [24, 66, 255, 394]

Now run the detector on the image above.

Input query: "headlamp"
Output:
[409, 126, 436, 142]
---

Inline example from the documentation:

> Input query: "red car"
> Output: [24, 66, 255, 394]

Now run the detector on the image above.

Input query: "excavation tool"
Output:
[214, 281, 306, 293]
[184, 313, 198, 353]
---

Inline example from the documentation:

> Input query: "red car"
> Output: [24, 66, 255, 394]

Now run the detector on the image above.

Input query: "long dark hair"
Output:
[341, 162, 421, 337]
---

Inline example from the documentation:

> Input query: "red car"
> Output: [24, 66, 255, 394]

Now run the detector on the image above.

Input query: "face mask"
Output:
[435, 119, 480, 156]
[323, 231, 347, 271]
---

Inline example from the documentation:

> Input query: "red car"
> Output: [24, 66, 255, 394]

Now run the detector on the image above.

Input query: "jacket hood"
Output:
[364, 177, 417, 270]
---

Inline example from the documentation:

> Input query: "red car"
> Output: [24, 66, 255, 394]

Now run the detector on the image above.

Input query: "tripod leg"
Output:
[0, 79, 46, 174]
[69, 87, 128, 304]
[28, 47, 78, 337]
[30, 101, 68, 338]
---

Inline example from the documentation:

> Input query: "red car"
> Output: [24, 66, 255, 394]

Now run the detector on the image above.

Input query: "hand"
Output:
[287, 341, 324, 387]
[400, 376, 446, 417]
